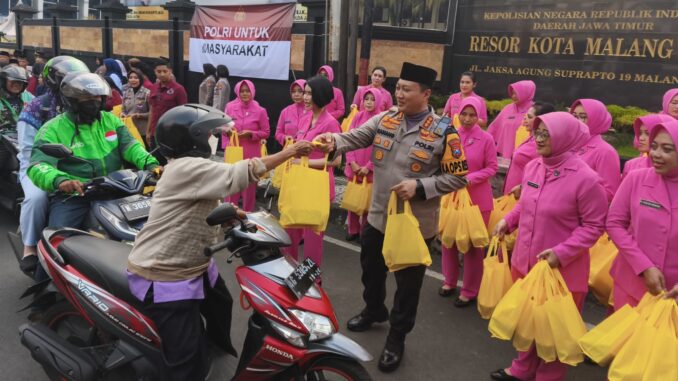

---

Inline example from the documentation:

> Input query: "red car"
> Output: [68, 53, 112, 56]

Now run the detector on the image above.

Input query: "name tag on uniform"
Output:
[527, 181, 539, 188]
[640, 199, 662, 209]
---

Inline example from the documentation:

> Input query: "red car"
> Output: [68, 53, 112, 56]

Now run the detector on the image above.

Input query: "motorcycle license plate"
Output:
[118, 199, 152, 221]
[285, 258, 322, 299]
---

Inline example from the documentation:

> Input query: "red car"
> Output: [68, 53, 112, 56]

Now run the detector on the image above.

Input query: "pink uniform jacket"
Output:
[504, 112, 607, 293]
[344, 88, 381, 182]
[223, 80, 270, 158]
[353, 85, 393, 112]
[622, 114, 674, 179]
[458, 97, 498, 212]
[662, 88, 678, 118]
[503, 136, 538, 194]
[487, 80, 536, 158]
[296, 110, 342, 201]
[571, 99, 621, 201]
[318, 65, 346, 120]
[608, 121, 678, 300]
[275, 80, 307, 146]
[443, 91, 488, 123]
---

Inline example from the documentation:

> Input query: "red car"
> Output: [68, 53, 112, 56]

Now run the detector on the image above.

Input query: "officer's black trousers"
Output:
[359, 224, 429, 348]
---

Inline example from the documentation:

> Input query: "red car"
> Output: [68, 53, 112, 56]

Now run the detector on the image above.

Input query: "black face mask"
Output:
[77, 99, 102, 124]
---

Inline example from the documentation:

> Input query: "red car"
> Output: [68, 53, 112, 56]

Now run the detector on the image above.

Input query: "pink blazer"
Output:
[460, 124, 498, 212]
[503, 136, 538, 194]
[275, 103, 306, 146]
[577, 135, 621, 201]
[344, 110, 377, 182]
[487, 80, 535, 158]
[621, 156, 649, 179]
[607, 168, 676, 301]
[296, 110, 342, 201]
[505, 155, 607, 292]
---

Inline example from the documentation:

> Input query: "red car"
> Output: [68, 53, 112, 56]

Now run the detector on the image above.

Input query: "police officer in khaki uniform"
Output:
[315, 62, 468, 372]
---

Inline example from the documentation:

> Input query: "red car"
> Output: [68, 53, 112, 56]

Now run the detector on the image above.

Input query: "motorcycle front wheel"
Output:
[301, 357, 372, 381]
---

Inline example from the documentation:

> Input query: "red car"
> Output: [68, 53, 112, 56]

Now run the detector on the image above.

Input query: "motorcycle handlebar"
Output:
[204, 238, 234, 257]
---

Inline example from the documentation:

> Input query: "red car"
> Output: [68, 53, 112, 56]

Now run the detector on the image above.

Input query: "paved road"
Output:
[0, 205, 608, 380]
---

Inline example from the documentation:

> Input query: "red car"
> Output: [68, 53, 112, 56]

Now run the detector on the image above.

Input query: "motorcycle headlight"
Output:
[269, 320, 306, 348]
[290, 309, 335, 341]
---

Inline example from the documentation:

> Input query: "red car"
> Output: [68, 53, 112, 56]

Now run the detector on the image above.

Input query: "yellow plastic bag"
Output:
[382, 192, 432, 272]
[608, 297, 676, 381]
[341, 105, 359, 133]
[477, 237, 513, 319]
[279, 156, 330, 232]
[120, 116, 145, 148]
[224, 133, 244, 164]
[260, 143, 270, 179]
[488, 194, 517, 234]
[514, 125, 530, 148]
[533, 301, 557, 363]
[489, 262, 546, 340]
[578, 304, 642, 366]
[452, 113, 461, 128]
[544, 267, 587, 366]
[588, 233, 618, 306]
[340, 177, 372, 216]
[111, 104, 122, 117]
[438, 194, 451, 234]
[466, 203, 489, 248]
[272, 138, 293, 189]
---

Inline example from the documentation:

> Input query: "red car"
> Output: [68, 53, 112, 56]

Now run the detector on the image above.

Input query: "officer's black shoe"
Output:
[378, 344, 404, 373]
[346, 312, 388, 332]
[19, 255, 38, 274]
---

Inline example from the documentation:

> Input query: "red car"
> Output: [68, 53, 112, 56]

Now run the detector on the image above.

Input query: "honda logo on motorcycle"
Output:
[265, 344, 294, 360]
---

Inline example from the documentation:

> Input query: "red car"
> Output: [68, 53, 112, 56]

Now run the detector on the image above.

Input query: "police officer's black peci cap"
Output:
[400, 62, 437, 88]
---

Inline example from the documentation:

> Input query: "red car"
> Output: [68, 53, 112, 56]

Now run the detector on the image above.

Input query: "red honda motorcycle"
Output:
[19, 203, 373, 380]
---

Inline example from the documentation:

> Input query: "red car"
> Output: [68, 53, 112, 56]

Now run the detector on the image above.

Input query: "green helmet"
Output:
[43, 56, 90, 93]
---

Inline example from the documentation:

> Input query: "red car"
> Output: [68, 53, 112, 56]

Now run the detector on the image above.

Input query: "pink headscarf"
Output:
[233, 79, 262, 110]
[534, 112, 590, 168]
[632, 114, 674, 148]
[318, 65, 335, 83]
[649, 120, 678, 178]
[570, 98, 612, 137]
[458, 97, 483, 127]
[351, 88, 382, 127]
[290, 79, 306, 98]
[662, 89, 678, 118]
[508, 80, 536, 110]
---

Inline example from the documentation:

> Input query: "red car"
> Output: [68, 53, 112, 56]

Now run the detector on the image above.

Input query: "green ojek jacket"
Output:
[28, 111, 159, 192]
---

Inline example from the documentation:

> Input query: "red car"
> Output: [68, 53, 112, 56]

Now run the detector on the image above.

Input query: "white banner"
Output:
[188, 39, 291, 80]
[189, 4, 295, 81]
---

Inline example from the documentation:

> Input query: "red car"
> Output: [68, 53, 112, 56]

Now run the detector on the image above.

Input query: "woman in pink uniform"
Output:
[622, 114, 674, 179]
[352, 66, 393, 112]
[285, 75, 341, 267]
[492, 112, 607, 381]
[343, 88, 380, 241]
[223, 80, 270, 211]
[442, 71, 488, 127]
[318, 65, 346, 120]
[488, 80, 536, 159]
[662, 88, 678, 119]
[439, 97, 497, 306]
[503, 102, 555, 195]
[275, 79, 307, 146]
[570, 99, 621, 201]
[607, 120, 678, 310]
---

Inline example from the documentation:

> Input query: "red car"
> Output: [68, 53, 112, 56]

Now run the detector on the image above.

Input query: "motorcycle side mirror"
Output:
[39, 143, 73, 159]
[206, 203, 238, 226]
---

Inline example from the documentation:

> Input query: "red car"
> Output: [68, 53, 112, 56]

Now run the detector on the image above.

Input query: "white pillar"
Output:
[77, 0, 89, 20]
[35, 0, 44, 19]
[328, 0, 341, 62]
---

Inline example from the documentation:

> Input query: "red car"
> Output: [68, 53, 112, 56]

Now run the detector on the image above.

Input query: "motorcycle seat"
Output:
[57, 235, 145, 311]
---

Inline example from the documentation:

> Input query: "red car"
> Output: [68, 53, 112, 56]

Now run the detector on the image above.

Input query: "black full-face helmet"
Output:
[43, 55, 90, 93]
[59, 72, 111, 113]
[0, 65, 28, 95]
[156, 104, 233, 159]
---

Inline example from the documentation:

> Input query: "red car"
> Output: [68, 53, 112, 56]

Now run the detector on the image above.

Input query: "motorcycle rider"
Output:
[16, 56, 90, 273]
[0, 65, 33, 130]
[28, 72, 159, 283]
[126, 104, 313, 381]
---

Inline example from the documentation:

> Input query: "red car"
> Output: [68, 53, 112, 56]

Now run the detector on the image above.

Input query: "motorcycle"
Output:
[19, 203, 373, 380]
[8, 143, 156, 275]
[0, 127, 22, 213]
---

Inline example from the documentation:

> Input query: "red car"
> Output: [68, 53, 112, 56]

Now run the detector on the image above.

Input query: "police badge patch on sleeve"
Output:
[440, 121, 469, 176]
